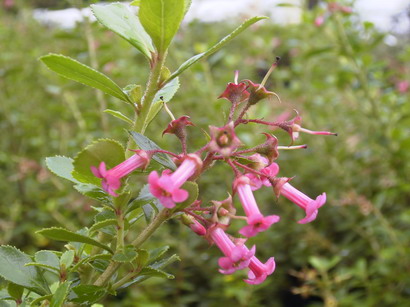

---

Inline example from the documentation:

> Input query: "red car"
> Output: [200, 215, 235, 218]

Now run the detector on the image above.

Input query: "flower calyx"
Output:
[208, 122, 242, 157]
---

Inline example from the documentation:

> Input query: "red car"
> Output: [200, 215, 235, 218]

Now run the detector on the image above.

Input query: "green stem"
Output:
[93, 209, 171, 287]
[131, 209, 171, 247]
[126, 53, 167, 155]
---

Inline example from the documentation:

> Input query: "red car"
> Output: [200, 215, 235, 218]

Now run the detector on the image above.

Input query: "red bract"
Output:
[208, 122, 242, 157]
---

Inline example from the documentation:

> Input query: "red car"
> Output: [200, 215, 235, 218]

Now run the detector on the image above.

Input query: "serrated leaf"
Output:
[73, 183, 112, 204]
[7, 283, 23, 300]
[69, 254, 112, 273]
[89, 219, 117, 235]
[91, 3, 154, 59]
[72, 139, 125, 185]
[129, 132, 176, 170]
[104, 109, 133, 125]
[45, 156, 79, 184]
[150, 254, 180, 270]
[50, 281, 71, 307]
[69, 285, 106, 305]
[144, 77, 180, 131]
[112, 246, 138, 263]
[30, 294, 53, 306]
[40, 54, 131, 102]
[25, 263, 60, 274]
[139, 267, 174, 279]
[60, 250, 75, 269]
[167, 16, 268, 82]
[35, 251, 60, 270]
[148, 246, 169, 264]
[126, 184, 155, 213]
[37, 228, 113, 254]
[135, 249, 149, 267]
[142, 204, 156, 223]
[0, 246, 50, 295]
[139, 0, 185, 53]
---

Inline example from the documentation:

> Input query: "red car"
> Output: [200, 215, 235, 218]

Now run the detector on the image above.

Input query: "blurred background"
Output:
[1, 0, 409, 306]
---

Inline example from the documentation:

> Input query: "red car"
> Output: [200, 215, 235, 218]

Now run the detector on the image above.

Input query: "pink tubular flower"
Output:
[245, 256, 276, 285]
[148, 154, 203, 208]
[181, 214, 206, 236]
[314, 15, 325, 27]
[91, 150, 150, 196]
[245, 162, 280, 191]
[209, 226, 255, 274]
[277, 181, 326, 224]
[234, 176, 280, 237]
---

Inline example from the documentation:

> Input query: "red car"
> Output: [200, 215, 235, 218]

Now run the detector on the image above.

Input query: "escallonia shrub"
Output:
[0, 1, 336, 305]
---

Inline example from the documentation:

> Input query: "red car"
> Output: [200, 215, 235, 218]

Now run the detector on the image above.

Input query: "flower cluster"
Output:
[91, 67, 336, 285]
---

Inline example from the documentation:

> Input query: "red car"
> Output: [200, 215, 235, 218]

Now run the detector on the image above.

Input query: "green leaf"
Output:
[69, 254, 112, 273]
[73, 184, 112, 204]
[91, 3, 154, 59]
[135, 249, 149, 267]
[104, 109, 133, 125]
[139, 0, 185, 53]
[167, 16, 268, 82]
[139, 267, 174, 279]
[7, 283, 24, 300]
[72, 139, 125, 185]
[144, 77, 180, 130]
[148, 246, 169, 264]
[112, 245, 138, 263]
[40, 54, 131, 102]
[24, 263, 60, 274]
[69, 285, 106, 305]
[126, 184, 154, 213]
[60, 250, 75, 269]
[89, 219, 117, 235]
[130, 0, 140, 6]
[37, 228, 113, 254]
[50, 282, 71, 307]
[0, 246, 50, 295]
[150, 254, 180, 270]
[183, 0, 192, 16]
[35, 251, 60, 271]
[129, 132, 176, 170]
[45, 156, 79, 184]
[30, 294, 53, 306]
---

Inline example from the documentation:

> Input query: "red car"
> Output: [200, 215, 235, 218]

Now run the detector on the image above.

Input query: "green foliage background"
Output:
[1, 0, 409, 306]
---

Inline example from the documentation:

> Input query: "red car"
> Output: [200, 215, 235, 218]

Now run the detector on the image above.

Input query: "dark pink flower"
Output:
[245, 162, 280, 191]
[314, 15, 325, 27]
[148, 154, 202, 208]
[277, 182, 326, 224]
[91, 150, 150, 196]
[162, 115, 194, 136]
[244, 256, 276, 285]
[209, 226, 255, 274]
[208, 122, 242, 157]
[396, 80, 409, 93]
[234, 176, 280, 237]
[181, 214, 206, 236]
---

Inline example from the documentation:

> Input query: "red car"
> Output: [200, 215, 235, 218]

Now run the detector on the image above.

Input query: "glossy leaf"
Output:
[91, 3, 154, 59]
[167, 16, 268, 82]
[35, 251, 60, 271]
[45, 156, 79, 184]
[69, 285, 106, 305]
[103, 109, 133, 125]
[73, 184, 112, 204]
[50, 282, 71, 307]
[0, 246, 50, 295]
[37, 228, 113, 254]
[112, 245, 138, 263]
[129, 132, 176, 170]
[40, 54, 131, 102]
[60, 250, 75, 269]
[72, 139, 125, 185]
[89, 219, 117, 235]
[139, 0, 185, 53]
